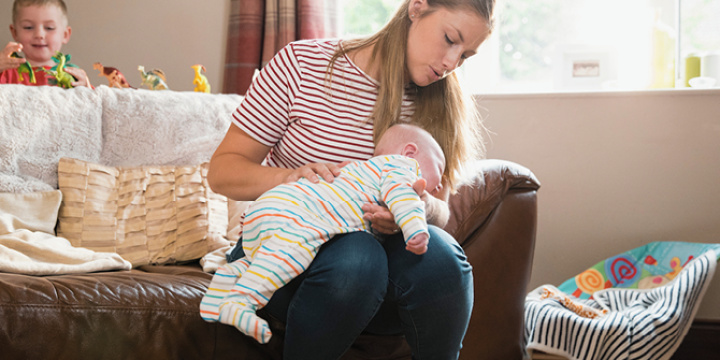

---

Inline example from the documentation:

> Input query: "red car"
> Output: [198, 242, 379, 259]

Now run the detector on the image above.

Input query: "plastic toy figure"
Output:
[191, 64, 210, 93]
[42, 51, 77, 89]
[11, 52, 35, 84]
[137, 65, 168, 90]
[93, 62, 132, 88]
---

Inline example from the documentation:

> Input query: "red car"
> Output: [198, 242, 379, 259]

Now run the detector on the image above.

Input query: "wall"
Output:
[479, 89, 720, 319]
[1, 0, 229, 92]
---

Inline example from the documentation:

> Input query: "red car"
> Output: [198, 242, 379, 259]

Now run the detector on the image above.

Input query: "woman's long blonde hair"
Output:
[329, 0, 496, 192]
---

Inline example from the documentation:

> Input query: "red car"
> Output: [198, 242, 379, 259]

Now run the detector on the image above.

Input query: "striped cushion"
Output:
[57, 157, 229, 267]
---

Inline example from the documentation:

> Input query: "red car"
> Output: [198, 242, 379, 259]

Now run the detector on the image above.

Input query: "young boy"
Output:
[0, 0, 90, 87]
[200, 123, 446, 344]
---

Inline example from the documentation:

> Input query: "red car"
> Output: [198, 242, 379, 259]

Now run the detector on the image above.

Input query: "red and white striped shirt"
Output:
[232, 39, 416, 169]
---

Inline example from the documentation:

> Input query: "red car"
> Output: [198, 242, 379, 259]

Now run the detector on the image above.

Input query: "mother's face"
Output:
[406, 3, 490, 87]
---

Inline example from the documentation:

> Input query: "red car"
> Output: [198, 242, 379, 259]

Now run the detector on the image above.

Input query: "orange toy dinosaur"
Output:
[93, 62, 132, 88]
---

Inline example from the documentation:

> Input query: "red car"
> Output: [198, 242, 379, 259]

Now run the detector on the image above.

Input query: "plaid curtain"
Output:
[223, 0, 340, 95]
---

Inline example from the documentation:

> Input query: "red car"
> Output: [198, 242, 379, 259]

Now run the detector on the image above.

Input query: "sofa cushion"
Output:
[95, 86, 242, 167]
[0, 84, 102, 192]
[0, 262, 242, 359]
[56, 157, 229, 267]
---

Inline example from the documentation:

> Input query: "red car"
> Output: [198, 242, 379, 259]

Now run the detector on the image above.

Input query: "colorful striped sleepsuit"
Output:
[200, 154, 429, 343]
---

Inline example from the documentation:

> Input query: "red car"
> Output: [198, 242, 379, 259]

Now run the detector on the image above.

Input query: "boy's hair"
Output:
[12, 0, 68, 24]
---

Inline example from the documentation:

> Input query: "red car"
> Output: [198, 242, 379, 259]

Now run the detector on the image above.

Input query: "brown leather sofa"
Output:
[0, 159, 539, 360]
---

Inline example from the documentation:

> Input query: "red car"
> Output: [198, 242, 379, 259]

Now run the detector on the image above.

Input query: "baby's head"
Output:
[375, 123, 446, 195]
[10, 0, 70, 66]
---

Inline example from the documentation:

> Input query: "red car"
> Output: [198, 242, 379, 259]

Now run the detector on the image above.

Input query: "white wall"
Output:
[479, 89, 720, 319]
[1, 0, 229, 92]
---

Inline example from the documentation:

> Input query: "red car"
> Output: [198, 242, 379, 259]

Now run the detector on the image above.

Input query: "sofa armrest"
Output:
[445, 159, 540, 360]
[445, 159, 540, 243]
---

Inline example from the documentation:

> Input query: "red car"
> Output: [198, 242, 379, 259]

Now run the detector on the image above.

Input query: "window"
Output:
[341, 0, 720, 94]
[341, 0, 400, 37]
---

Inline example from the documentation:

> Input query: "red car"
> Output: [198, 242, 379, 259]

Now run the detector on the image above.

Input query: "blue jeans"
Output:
[227, 226, 474, 360]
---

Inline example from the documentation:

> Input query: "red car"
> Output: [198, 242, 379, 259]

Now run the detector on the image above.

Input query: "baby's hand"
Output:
[405, 233, 429, 255]
[1, 42, 26, 72]
[65, 67, 92, 88]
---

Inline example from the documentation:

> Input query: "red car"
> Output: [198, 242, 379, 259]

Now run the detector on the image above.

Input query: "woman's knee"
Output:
[306, 232, 389, 298]
[389, 226, 473, 293]
[427, 226, 472, 280]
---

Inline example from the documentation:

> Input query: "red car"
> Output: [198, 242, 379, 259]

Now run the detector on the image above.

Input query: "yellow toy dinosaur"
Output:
[191, 64, 210, 93]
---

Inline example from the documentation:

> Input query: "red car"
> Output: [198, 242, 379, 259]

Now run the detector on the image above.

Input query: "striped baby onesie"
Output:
[200, 154, 428, 343]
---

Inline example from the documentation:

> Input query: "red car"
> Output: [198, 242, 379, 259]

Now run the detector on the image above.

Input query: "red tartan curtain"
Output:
[222, 0, 340, 95]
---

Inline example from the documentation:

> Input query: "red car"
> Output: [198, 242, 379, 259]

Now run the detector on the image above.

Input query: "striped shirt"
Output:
[232, 39, 416, 168]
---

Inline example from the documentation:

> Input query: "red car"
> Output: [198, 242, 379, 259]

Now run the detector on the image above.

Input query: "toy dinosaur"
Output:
[137, 65, 168, 90]
[94, 62, 132, 88]
[42, 51, 77, 89]
[191, 64, 210, 93]
[11, 52, 36, 84]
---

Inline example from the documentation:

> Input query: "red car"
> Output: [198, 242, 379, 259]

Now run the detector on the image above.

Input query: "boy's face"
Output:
[10, 4, 71, 66]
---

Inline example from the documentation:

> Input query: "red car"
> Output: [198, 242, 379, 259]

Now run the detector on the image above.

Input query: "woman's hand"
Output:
[361, 202, 397, 234]
[362, 179, 428, 235]
[283, 161, 349, 184]
[209, 126, 351, 201]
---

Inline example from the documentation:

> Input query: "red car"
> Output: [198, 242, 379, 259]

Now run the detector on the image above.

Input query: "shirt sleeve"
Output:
[231, 42, 302, 147]
[378, 156, 429, 242]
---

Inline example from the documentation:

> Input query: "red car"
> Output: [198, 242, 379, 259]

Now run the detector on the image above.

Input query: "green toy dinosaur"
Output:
[42, 51, 78, 89]
[11, 52, 36, 84]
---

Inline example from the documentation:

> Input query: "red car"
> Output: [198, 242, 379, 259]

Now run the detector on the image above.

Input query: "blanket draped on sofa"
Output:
[0, 191, 131, 275]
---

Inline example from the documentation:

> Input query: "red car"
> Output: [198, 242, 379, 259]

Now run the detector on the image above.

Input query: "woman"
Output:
[208, 0, 495, 358]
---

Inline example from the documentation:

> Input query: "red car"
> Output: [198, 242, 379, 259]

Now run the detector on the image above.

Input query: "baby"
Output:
[200, 123, 446, 343]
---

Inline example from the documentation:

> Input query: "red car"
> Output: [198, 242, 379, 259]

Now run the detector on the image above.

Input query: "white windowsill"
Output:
[473, 87, 720, 100]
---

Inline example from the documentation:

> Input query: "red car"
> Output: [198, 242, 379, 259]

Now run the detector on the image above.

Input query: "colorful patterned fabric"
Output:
[524, 242, 720, 360]
[558, 241, 720, 298]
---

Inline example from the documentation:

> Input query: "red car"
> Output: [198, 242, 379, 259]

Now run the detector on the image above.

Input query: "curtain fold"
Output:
[223, 0, 340, 95]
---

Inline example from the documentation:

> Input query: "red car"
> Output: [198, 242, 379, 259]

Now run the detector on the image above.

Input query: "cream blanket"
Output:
[0, 191, 131, 275]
